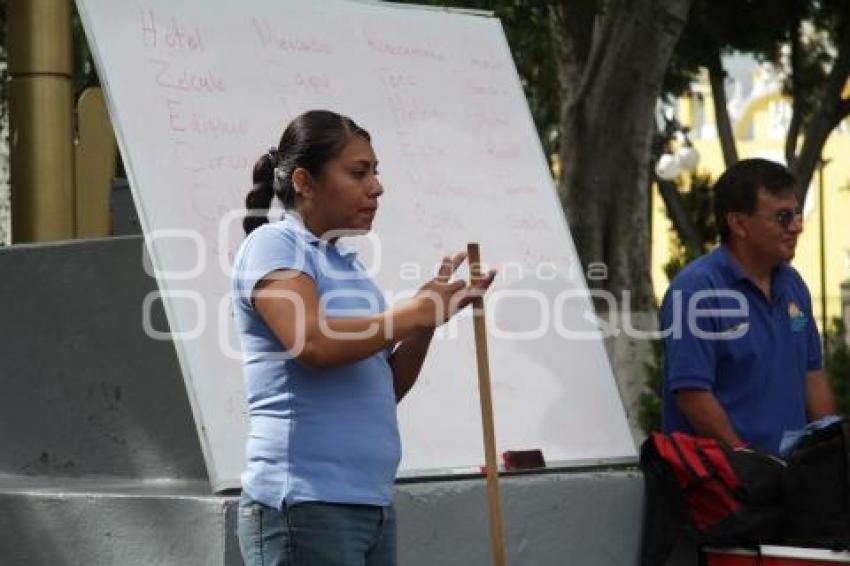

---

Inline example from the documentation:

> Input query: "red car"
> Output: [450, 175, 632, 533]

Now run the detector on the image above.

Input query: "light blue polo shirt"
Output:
[231, 215, 400, 510]
[661, 245, 822, 455]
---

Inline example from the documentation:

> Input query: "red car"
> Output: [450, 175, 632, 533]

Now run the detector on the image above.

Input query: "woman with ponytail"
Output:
[232, 110, 495, 566]
[242, 150, 277, 235]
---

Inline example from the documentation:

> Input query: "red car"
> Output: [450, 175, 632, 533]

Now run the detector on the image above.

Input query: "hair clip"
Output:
[267, 147, 279, 167]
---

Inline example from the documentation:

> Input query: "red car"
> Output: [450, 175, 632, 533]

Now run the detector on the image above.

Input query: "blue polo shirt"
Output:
[231, 215, 400, 510]
[661, 245, 822, 455]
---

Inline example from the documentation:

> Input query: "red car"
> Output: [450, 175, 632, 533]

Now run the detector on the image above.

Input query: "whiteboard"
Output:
[76, 0, 636, 492]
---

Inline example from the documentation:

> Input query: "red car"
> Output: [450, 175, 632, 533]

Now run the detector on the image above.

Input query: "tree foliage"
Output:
[825, 318, 850, 417]
[665, 0, 850, 220]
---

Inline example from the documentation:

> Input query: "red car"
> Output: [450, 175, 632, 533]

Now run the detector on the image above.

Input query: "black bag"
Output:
[640, 432, 786, 566]
[784, 419, 850, 549]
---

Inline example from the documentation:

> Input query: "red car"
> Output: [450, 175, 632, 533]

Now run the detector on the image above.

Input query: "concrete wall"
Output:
[0, 471, 698, 566]
[397, 471, 647, 565]
[0, 236, 206, 480]
[0, 236, 697, 565]
[0, 477, 240, 566]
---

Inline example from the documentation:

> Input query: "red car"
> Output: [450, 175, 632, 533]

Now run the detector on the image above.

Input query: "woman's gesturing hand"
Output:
[413, 251, 497, 328]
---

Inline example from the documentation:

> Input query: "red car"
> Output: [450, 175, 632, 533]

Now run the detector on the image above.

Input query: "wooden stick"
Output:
[467, 242, 507, 566]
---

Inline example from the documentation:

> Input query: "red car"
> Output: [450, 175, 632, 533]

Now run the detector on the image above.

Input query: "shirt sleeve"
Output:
[661, 285, 718, 392]
[803, 292, 824, 371]
[788, 268, 824, 371]
[235, 227, 318, 307]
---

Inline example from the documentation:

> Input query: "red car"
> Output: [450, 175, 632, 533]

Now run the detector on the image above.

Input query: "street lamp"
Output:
[655, 154, 681, 180]
[655, 128, 700, 180]
[677, 144, 700, 173]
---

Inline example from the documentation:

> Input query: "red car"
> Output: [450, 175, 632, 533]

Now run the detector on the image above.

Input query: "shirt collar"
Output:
[282, 213, 359, 261]
[715, 244, 749, 283]
[282, 212, 320, 244]
[715, 244, 790, 301]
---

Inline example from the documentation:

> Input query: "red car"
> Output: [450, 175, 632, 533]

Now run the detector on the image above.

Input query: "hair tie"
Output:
[267, 147, 285, 194]
[267, 147, 279, 167]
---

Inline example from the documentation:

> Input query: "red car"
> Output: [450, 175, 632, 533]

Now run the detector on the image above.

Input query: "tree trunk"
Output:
[656, 176, 703, 254]
[706, 46, 738, 167]
[785, 17, 804, 169]
[551, 0, 692, 312]
[790, 8, 850, 199]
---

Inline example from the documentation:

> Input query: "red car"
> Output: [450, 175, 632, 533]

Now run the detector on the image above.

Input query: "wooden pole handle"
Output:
[467, 242, 507, 566]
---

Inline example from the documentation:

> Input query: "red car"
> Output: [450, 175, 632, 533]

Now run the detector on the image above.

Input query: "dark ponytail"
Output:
[243, 109, 371, 235]
[243, 150, 277, 235]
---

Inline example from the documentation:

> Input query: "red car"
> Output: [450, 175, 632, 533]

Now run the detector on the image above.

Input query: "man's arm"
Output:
[675, 388, 744, 447]
[806, 369, 838, 421]
[661, 283, 733, 444]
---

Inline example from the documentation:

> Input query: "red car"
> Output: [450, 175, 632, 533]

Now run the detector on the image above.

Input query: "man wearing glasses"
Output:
[660, 158, 836, 455]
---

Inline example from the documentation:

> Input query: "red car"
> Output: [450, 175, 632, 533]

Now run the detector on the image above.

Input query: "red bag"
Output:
[640, 432, 786, 566]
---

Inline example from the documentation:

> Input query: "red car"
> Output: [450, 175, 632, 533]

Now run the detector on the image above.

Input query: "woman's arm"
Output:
[254, 271, 429, 369]
[387, 253, 495, 400]
[389, 328, 435, 402]
[253, 252, 496, 371]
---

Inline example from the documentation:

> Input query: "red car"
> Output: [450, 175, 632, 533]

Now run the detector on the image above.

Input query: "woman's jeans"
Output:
[237, 492, 397, 566]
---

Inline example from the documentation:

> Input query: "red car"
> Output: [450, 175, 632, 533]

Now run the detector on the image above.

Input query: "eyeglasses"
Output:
[751, 208, 803, 230]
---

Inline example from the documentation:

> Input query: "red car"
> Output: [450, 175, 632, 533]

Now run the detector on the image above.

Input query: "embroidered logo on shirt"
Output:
[788, 302, 807, 332]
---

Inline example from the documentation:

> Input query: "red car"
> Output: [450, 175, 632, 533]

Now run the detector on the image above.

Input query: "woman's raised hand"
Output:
[413, 251, 497, 328]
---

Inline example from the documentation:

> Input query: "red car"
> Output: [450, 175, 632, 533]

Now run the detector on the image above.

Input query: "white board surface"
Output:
[76, 0, 636, 492]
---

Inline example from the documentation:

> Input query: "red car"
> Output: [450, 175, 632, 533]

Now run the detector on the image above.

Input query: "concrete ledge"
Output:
[0, 236, 206, 480]
[0, 476, 239, 566]
[0, 469, 696, 566]
[397, 469, 646, 565]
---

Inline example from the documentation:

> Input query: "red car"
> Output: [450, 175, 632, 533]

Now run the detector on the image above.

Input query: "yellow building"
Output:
[652, 68, 850, 334]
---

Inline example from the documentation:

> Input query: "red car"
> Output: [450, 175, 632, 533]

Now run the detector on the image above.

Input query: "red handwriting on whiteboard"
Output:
[152, 59, 226, 95]
[172, 142, 253, 174]
[425, 184, 473, 199]
[403, 166, 425, 186]
[521, 248, 565, 268]
[468, 84, 510, 98]
[507, 212, 550, 231]
[505, 186, 539, 196]
[139, 9, 205, 52]
[421, 230, 448, 254]
[471, 111, 512, 129]
[470, 57, 503, 71]
[251, 18, 333, 54]
[365, 35, 445, 61]
[411, 203, 465, 233]
[288, 72, 331, 93]
[387, 95, 442, 124]
[425, 211, 464, 231]
[265, 64, 332, 94]
[487, 143, 523, 160]
[378, 70, 417, 89]
[399, 139, 446, 159]
[166, 100, 248, 139]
